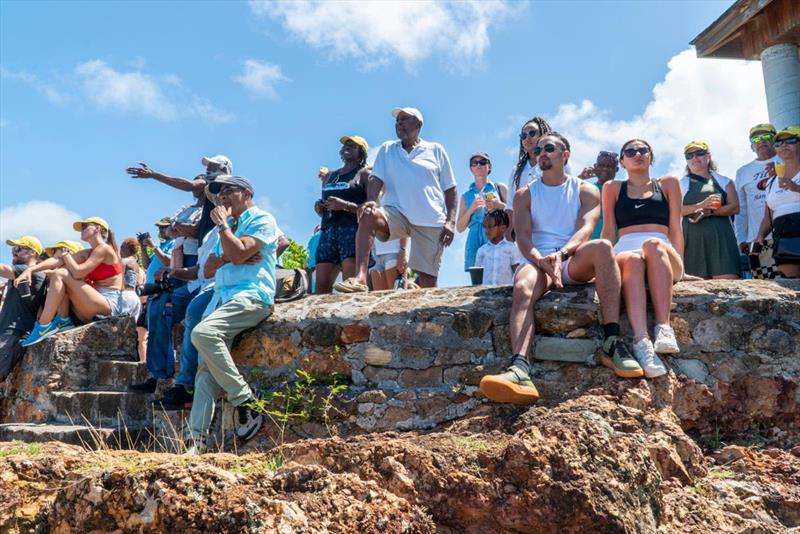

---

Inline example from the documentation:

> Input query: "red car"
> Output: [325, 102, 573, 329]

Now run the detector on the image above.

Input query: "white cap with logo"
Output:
[391, 107, 424, 125]
[201, 155, 233, 173]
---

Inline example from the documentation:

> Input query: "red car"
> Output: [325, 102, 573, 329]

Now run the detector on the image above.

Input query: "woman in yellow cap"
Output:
[679, 141, 741, 279]
[313, 136, 371, 293]
[755, 126, 800, 278]
[16, 217, 132, 346]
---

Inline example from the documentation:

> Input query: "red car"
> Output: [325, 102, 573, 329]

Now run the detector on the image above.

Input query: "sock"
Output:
[511, 354, 531, 375]
[602, 323, 621, 340]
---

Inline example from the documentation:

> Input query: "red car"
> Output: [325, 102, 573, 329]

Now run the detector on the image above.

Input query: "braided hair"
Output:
[512, 116, 553, 191]
[486, 208, 510, 229]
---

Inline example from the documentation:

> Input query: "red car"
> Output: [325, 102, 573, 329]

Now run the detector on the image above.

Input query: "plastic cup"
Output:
[468, 267, 484, 285]
[709, 195, 722, 210]
[775, 163, 786, 178]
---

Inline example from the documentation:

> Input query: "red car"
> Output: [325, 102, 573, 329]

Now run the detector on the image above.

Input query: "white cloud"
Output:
[547, 49, 767, 180]
[0, 201, 82, 257]
[0, 67, 67, 105]
[250, 0, 514, 70]
[74, 60, 233, 124]
[235, 59, 290, 98]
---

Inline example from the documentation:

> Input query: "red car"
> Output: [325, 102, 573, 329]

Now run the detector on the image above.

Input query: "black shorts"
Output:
[773, 212, 800, 266]
[136, 302, 148, 327]
[315, 225, 357, 265]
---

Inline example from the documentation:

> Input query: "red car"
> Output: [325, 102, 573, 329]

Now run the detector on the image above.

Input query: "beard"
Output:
[539, 157, 553, 171]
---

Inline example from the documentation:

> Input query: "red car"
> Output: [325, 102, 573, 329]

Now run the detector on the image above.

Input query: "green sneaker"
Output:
[600, 336, 644, 378]
[479, 365, 540, 404]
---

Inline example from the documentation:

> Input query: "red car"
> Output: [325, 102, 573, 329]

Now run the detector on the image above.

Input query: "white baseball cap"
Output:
[391, 107, 424, 125]
[201, 155, 233, 173]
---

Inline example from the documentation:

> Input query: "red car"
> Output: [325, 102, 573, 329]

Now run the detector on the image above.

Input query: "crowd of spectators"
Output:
[0, 106, 797, 450]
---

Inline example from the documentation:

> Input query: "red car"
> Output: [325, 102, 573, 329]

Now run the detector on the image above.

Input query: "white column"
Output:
[761, 43, 800, 129]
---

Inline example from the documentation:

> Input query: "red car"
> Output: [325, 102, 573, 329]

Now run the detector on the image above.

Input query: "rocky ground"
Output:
[2, 377, 799, 533]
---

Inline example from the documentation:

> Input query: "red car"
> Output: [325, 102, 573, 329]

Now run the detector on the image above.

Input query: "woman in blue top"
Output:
[456, 152, 508, 274]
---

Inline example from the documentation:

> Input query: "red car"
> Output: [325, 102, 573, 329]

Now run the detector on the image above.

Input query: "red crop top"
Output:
[86, 262, 122, 286]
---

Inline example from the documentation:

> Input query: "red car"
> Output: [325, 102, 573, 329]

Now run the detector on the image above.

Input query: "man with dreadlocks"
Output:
[505, 117, 572, 241]
[480, 132, 642, 404]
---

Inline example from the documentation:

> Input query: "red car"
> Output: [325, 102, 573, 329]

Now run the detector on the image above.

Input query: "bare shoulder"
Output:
[579, 180, 601, 199]
[659, 175, 680, 189]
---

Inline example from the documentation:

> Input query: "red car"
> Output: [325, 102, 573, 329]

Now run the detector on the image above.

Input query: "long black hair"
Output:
[512, 116, 553, 191]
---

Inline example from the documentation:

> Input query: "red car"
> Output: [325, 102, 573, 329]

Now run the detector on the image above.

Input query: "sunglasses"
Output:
[532, 143, 558, 156]
[216, 185, 243, 195]
[750, 133, 775, 143]
[775, 137, 799, 147]
[684, 149, 708, 160]
[11, 246, 28, 253]
[470, 159, 490, 167]
[519, 129, 539, 140]
[622, 147, 650, 158]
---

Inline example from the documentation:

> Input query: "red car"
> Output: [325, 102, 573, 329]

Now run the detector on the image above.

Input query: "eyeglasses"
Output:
[684, 149, 708, 160]
[622, 147, 650, 158]
[532, 143, 558, 156]
[470, 159, 490, 167]
[519, 129, 539, 140]
[750, 133, 775, 143]
[775, 137, 799, 147]
[217, 185, 243, 195]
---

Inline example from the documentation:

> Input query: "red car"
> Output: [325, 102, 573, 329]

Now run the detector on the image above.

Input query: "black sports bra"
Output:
[615, 179, 670, 229]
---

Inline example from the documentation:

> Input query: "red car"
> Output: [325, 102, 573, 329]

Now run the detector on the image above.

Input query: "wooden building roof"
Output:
[691, 0, 800, 60]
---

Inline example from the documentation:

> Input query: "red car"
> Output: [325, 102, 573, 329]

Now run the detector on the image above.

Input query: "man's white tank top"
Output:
[529, 175, 582, 254]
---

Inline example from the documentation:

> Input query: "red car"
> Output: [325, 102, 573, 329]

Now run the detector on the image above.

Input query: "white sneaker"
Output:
[632, 338, 667, 378]
[653, 324, 680, 354]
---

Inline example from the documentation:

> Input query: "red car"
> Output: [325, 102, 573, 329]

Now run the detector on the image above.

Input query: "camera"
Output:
[136, 231, 151, 242]
[136, 279, 172, 297]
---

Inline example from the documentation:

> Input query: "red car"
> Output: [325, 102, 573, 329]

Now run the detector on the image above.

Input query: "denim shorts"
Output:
[371, 253, 398, 273]
[315, 224, 357, 265]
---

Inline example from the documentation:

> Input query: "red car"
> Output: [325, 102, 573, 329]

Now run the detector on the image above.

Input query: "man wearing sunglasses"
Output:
[480, 134, 637, 404]
[734, 123, 782, 278]
[0, 236, 46, 383]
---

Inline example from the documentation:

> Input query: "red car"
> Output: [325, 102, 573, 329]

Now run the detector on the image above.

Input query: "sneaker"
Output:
[479, 365, 540, 404]
[235, 399, 264, 441]
[632, 338, 667, 378]
[333, 277, 369, 293]
[153, 384, 193, 410]
[128, 376, 158, 393]
[600, 336, 644, 378]
[54, 316, 76, 333]
[21, 321, 60, 347]
[653, 324, 680, 354]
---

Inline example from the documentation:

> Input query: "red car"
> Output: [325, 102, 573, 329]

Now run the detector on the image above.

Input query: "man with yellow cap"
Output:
[0, 236, 46, 382]
[735, 123, 782, 278]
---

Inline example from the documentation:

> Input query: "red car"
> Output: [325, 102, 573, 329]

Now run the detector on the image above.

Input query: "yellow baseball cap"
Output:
[684, 140, 709, 152]
[45, 240, 83, 256]
[73, 216, 110, 232]
[339, 135, 369, 153]
[749, 123, 776, 137]
[775, 126, 800, 140]
[6, 236, 43, 255]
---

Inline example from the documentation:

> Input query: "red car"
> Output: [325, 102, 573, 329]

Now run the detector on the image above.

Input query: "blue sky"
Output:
[1, 0, 767, 286]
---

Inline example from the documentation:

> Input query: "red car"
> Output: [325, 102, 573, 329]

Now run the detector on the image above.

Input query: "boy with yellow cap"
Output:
[0, 236, 46, 382]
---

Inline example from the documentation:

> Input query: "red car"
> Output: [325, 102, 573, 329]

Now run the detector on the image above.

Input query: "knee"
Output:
[513, 278, 535, 299]
[620, 255, 645, 273]
[47, 268, 69, 280]
[190, 323, 214, 347]
[589, 239, 615, 259]
[642, 239, 666, 257]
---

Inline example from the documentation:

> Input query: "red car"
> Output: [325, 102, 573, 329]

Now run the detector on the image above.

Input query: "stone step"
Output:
[51, 391, 156, 427]
[91, 360, 151, 391]
[0, 423, 114, 448]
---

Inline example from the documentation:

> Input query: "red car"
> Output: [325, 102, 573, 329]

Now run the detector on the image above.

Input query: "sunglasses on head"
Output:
[532, 143, 558, 156]
[470, 159, 490, 167]
[684, 149, 708, 160]
[750, 133, 774, 143]
[622, 147, 650, 158]
[775, 136, 800, 147]
[519, 129, 539, 140]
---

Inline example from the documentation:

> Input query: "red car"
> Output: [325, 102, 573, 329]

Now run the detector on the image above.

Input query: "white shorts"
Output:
[371, 252, 398, 273]
[614, 231, 671, 255]
[97, 287, 141, 318]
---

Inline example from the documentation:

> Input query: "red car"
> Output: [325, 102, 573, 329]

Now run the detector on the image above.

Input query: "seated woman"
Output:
[679, 140, 740, 279]
[16, 217, 137, 346]
[602, 139, 684, 378]
[754, 126, 800, 278]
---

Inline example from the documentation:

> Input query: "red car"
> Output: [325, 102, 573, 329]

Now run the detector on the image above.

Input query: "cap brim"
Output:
[72, 222, 84, 231]
[6, 239, 19, 247]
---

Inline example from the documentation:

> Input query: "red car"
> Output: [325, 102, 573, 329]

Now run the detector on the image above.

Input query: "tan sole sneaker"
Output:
[600, 354, 645, 378]
[479, 375, 540, 404]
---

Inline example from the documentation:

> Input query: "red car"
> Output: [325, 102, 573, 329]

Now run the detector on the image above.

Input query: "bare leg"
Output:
[417, 272, 437, 288]
[39, 269, 70, 324]
[617, 253, 648, 340]
[778, 264, 800, 278]
[61, 277, 113, 324]
[641, 239, 673, 325]
[354, 211, 390, 284]
[566, 239, 621, 323]
[341, 258, 356, 280]
[371, 270, 389, 291]
[383, 266, 398, 289]
[137, 327, 148, 362]
[509, 263, 551, 356]
[711, 274, 739, 280]
[315, 263, 340, 294]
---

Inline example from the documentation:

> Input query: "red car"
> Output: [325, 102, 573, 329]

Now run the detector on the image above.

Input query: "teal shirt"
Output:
[588, 178, 604, 240]
[204, 206, 278, 316]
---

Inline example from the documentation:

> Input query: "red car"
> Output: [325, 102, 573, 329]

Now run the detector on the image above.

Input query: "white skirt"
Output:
[614, 231, 672, 255]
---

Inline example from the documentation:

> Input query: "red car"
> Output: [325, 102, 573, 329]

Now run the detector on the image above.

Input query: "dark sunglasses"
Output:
[622, 147, 650, 158]
[470, 159, 490, 167]
[11, 246, 27, 253]
[519, 129, 539, 140]
[750, 133, 775, 143]
[532, 143, 558, 156]
[775, 136, 799, 147]
[684, 149, 708, 160]
[209, 183, 242, 195]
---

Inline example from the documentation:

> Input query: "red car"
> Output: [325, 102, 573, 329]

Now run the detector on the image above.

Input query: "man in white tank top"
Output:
[480, 133, 643, 404]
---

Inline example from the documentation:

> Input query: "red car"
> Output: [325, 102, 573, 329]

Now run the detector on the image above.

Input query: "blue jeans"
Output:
[145, 285, 197, 379]
[175, 285, 214, 388]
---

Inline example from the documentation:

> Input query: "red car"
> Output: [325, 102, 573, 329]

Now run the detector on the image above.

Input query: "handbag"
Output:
[774, 237, 800, 261]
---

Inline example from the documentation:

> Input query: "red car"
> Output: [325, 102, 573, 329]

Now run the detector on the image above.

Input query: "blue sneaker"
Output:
[21, 321, 60, 347]
[54, 316, 75, 333]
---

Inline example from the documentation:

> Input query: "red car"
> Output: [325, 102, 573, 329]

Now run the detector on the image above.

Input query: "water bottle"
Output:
[393, 273, 405, 290]
[17, 281, 31, 299]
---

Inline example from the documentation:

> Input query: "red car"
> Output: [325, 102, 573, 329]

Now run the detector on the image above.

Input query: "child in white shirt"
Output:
[474, 210, 521, 285]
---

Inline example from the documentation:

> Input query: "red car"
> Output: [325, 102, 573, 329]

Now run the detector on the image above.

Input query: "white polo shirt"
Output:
[371, 139, 457, 227]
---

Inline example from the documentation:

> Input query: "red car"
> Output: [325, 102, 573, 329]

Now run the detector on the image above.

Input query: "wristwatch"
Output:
[558, 248, 569, 261]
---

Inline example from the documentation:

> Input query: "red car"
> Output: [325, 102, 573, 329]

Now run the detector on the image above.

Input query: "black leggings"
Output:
[773, 211, 800, 265]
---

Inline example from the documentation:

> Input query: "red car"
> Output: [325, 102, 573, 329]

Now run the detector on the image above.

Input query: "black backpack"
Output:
[275, 268, 309, 303]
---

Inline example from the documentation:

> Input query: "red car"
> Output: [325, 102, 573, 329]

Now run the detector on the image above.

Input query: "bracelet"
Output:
[217, 223, 230, 231]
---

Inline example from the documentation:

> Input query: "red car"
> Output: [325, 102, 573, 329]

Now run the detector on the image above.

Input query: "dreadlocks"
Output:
[512, 116, 553, 191]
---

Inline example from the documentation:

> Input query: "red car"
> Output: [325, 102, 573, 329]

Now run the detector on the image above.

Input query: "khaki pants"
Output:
[187, 296, 272, 441]
[380, 206, 444, 277]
